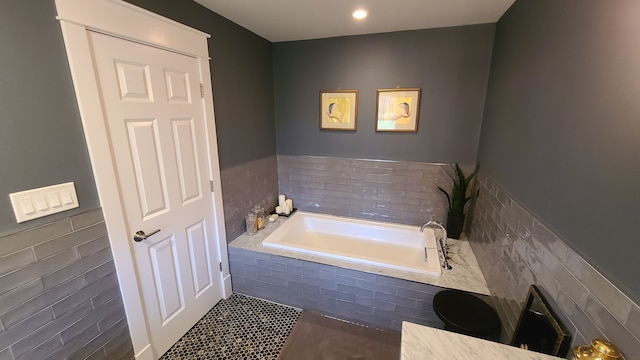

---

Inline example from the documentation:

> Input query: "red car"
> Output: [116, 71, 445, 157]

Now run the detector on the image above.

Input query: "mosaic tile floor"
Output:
[160, 294, 301, 360]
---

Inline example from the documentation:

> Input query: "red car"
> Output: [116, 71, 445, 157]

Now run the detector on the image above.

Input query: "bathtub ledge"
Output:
[401, 322, 563, 360]
[228, 215, 490, 295]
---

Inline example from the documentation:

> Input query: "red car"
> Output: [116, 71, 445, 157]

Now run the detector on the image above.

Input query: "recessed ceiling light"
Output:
[352, 9, 367, 19]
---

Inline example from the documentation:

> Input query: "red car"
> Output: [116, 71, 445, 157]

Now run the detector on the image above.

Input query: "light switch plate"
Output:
[9, 182, 79, 223]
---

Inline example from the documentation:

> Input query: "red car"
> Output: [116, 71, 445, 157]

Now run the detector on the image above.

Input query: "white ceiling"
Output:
[194, 0, 515, 42]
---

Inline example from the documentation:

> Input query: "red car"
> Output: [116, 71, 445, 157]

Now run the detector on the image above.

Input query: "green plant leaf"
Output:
[464, 165, 478, 188]
[443, 166, 455, 183]
[435, 185, 451, 209]
[434, 163, 479, 217]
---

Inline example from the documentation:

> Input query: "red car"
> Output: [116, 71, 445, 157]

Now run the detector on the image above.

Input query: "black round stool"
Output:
[433, 289, 501, 341]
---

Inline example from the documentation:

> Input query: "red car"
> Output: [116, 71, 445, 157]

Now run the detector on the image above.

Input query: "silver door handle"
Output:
[133, 229, 160, 242]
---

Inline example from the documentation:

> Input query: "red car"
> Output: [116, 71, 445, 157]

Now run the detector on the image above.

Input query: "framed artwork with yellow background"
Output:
[319, 90, 358, 131]
[375, 88, 421, 132]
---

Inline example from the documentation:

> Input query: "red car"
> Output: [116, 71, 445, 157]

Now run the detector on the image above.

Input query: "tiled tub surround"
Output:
[468, 174, 640, 356]
[277, 155, 473, 227]
[230, 245, 445, 332]
[229, 215, 489, 332]
[220, 155, 279, 242]
[0, 208, 133, 360]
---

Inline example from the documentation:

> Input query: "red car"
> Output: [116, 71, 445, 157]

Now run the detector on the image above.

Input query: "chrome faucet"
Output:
[420, 220, 452, 270]
[420, 220, 446, 241]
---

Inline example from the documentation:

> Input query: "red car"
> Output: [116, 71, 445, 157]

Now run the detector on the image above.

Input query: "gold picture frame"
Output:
[375, 88, 421, 132]
[510, 285, 572, 357]
[319, 90, 358, 131]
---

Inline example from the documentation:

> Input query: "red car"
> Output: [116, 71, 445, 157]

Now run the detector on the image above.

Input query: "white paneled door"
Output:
[89, 31, 222, 357]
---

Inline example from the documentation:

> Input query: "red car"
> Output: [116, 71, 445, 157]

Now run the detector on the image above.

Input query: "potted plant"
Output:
[436, 163, 478, 239]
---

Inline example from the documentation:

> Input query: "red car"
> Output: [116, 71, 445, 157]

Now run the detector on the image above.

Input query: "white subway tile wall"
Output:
[469, 174, 640, 356]
[0, 209, 133, 360]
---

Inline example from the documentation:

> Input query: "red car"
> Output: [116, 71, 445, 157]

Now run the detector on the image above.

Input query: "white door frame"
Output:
[54, 1, 232, 359]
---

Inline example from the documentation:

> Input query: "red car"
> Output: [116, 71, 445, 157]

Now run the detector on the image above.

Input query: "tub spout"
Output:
[420, 221, 446, 242]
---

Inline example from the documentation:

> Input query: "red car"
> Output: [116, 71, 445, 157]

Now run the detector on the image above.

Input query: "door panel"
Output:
[149, 236, 185, 323]
[171, 118, 202, 204]
[126, 119, 170, 218]
[115, 60, 153, 101]
[164, 70, 191, 103]
[89, 30, 222, 357]
[186, 221, 213, 296]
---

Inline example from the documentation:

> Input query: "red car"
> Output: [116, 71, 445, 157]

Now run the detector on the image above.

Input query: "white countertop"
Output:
[228, 214, 490, 295]
[401, 322, 564, 360]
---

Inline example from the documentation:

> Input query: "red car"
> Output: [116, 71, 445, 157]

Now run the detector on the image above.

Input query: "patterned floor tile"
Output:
[160, 293, 301, 360]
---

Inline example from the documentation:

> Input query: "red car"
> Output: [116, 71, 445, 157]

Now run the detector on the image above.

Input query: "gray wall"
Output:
[469, 174, 640, 357]
[126, 0, 276, 170]
[273, 24, 494, 164]
[0, 0, 99, 237]
[478, 0, 640, 303]
[0, 209, 133, 360]
[220, 156, 279, 242]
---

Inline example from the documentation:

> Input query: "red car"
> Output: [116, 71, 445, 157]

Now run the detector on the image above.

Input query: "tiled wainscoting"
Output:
[278, 156, 464, 227]
[229, 246, 445, 332]
[220, 155, 279, 242]
[469, 174, 640, 355]
[0, 209, 133, 360]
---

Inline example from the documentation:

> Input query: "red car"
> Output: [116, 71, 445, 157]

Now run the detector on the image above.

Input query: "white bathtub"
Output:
[262, 212, 442, 277]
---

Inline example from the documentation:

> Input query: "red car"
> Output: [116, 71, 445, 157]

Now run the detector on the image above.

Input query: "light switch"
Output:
[35, 195, 48, 211]
[20, 198, 36, 215]
[60, 190, 73, 205]
[9, 182, 79, 223]
[48, 192, 61, 208]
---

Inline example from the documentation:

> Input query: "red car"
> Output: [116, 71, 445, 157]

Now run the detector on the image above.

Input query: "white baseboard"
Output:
[223, 274, 233, 298]
[135, 344, 154, 360]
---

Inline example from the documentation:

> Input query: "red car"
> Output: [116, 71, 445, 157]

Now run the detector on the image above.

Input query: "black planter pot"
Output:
[446, 215, 465, 239]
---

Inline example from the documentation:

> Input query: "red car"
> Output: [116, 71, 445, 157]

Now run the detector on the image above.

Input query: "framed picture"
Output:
[511, 285, 571, 357]
[319, 90, 358, 131]
[375, 88, 421, 132]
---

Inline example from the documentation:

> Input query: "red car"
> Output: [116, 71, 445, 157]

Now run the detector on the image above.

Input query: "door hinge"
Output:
[200, 83, 204, 98]
[219, 262, 223, 272]
[210, 180, 214, 192]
